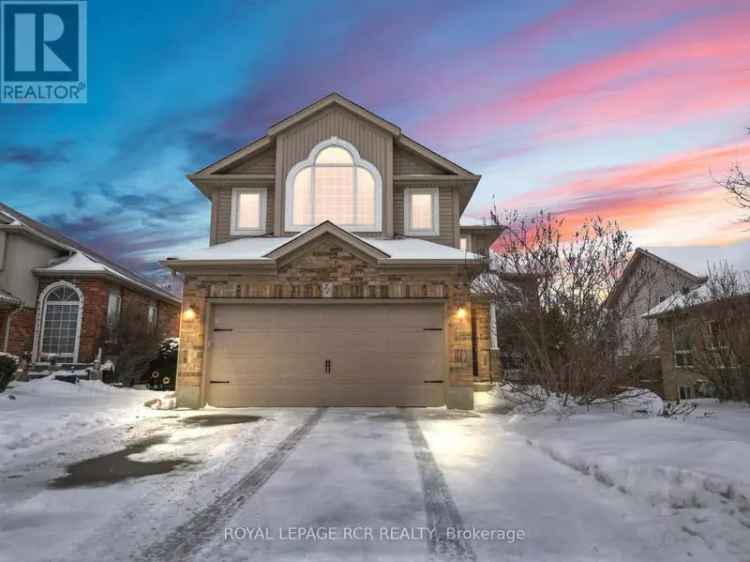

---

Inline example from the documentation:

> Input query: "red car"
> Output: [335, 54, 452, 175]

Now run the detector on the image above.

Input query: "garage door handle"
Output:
[423, 328, 443, 331]
[210, 380, 230, 384]
[213, 328, 233, 332]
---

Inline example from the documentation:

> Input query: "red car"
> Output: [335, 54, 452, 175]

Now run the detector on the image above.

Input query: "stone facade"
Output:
[176, 234, 485, 409]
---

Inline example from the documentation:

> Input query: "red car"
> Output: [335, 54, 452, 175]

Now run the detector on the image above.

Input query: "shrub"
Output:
[0, 353, 19, 393]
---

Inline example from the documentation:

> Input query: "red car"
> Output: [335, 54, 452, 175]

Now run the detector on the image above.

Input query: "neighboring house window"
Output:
[678, 384, 694, 401]
[672, 321, 693, 368]
[459, 237, 469, 252]
[285, 137, 382, 232]
[231, 188, 267, 235]
[39, 282, 83, 362]
[107, 288, 121, 333]
[404, 187, 439, 236]
[147, 303, 158, 331]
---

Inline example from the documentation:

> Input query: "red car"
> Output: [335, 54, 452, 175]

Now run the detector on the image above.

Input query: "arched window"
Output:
[38, 282, 83, 362]
[285, 137, 382, 232]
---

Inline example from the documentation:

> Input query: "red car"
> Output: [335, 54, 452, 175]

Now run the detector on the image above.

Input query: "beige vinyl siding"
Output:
[213, 186, 275, 244]
[0, 233, 60, 306]
[219, 147, 276, 174]
[275, 105, 393, 235]
[394, 147, 448, 175]
[394, 185, 457, 248]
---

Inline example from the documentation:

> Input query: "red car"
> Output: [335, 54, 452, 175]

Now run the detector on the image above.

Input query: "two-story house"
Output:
[606, 247, 706, 395]
[0, 203, 180, 367]
[164, 93, 503, 409]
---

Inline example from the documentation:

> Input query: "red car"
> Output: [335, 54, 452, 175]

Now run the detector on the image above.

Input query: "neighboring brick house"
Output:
[605, 247, 706, 395]
[0, 203, 180, 367]
[645, 285, 750, 402]
[164, 93, 507, 409]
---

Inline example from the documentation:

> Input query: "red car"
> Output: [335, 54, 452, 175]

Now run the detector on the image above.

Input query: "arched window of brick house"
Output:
[36, 281, 83, 363]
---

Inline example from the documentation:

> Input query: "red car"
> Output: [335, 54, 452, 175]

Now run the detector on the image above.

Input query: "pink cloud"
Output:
[419, 9, 750, 147]
[498, 141, 750, 246]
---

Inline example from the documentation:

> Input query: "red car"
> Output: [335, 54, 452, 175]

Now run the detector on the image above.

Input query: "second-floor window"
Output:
[231, 188, 268, 235]
[404, 187, 439, 236]
[285, 137, 382, 232]
[672, 320, 693, 368]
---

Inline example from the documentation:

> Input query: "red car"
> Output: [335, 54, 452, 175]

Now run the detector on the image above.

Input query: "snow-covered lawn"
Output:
[1, 380, 749, 561]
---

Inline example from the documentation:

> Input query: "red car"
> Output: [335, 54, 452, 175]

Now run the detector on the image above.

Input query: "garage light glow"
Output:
[456, 307, 467, 319]
[183, 306, 196, 321]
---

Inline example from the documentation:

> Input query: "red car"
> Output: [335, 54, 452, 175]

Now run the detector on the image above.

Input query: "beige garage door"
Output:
[206, 303, 445, 407]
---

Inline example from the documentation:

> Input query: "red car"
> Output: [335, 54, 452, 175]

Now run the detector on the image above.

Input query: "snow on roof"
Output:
[366, 237, 479, 260]
[0, 288, 22, 305]
[168, 234, 480, 262]
[0, 203, 179, 304]
[36, 251, 181, 304]
[459, 216, 491, 227]
[645, 279, 750, 318]
[644, 285, 709, 318]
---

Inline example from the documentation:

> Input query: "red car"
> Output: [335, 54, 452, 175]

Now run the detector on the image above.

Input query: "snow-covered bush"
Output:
[0, 352, 19, 393]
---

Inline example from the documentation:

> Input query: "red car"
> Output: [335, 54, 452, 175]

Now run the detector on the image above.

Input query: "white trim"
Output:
[230, 188, 268, 236]
[284, 137, 383, 232]
[33, 281, 84, 363]
[404, 187, 440, 237]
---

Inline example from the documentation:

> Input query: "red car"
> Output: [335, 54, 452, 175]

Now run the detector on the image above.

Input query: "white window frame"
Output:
[404, 187, 440, 236]
[33, 280, 84, 363]
[230, 187, 268, 236]
[284, 137, 383, 232]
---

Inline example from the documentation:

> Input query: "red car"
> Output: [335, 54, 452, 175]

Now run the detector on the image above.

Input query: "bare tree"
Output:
[681, 262, 750, 402]
[105, 305, 162, 386]
[720, 128, 750, 223]
[475, 210, 658, 408]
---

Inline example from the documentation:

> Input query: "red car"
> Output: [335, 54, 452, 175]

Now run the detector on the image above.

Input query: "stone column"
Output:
[446, 286, 474, 409]
[175, 278, 207, 408]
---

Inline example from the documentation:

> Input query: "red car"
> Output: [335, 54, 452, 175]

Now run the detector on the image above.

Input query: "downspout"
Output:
[3, 302, 23, 353]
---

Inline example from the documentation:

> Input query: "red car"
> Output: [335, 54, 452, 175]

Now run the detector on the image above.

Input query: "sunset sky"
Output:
[1, 0, 749, 278]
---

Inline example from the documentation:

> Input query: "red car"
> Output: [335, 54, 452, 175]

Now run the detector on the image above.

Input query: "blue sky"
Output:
[1, 0, 749, 280]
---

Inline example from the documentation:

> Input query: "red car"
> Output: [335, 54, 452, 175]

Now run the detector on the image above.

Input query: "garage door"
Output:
[206, 303, 445, 407]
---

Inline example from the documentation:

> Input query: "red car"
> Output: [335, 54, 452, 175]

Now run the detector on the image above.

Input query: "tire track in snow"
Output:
[402, 409, 477, 562]
[132, 408, 326, 562]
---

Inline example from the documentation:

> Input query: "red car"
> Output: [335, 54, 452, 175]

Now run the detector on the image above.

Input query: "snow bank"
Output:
[510, 401, 750, 543]
[145, 392, 177, 410]
[0, 378, 167, 465]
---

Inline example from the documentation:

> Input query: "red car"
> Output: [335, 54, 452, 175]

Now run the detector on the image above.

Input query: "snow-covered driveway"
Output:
[1, 381, 747, 562]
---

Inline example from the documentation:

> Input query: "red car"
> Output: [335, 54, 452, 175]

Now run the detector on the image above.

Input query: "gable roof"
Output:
[0, 203, 180, 305]
[264, 221, 389, 262]
[267, 93, 401, 137]
[605, 247, 705, 308]
[192, 92, 479, 183]
[162, 224, 480, 271]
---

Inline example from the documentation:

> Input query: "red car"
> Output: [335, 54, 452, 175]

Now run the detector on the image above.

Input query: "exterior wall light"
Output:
[456, 306, 467, 320]
[183, 306, 196, 321]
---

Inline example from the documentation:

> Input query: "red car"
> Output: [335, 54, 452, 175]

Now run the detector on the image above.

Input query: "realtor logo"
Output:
[1, 0, 87, 103]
